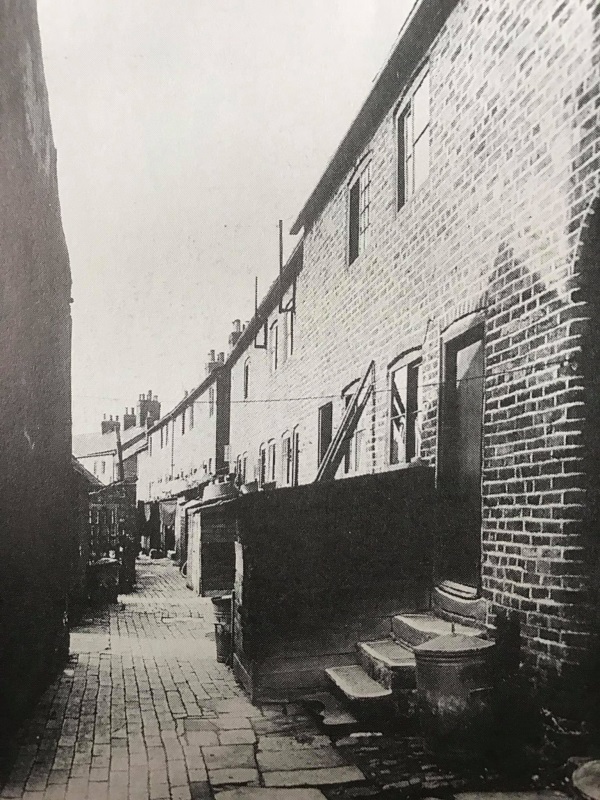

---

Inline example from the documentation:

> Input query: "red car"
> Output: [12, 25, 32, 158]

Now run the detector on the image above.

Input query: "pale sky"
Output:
[37, 1, 414, 434]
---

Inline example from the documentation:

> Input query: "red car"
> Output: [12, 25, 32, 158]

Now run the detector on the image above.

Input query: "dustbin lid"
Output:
[211, 594, 232, 606]
[414, 633, 494, 658]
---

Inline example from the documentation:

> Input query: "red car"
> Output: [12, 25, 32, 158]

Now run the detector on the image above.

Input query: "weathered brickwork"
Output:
[228, 0, 600, 684]
[0, 0, 72, 760]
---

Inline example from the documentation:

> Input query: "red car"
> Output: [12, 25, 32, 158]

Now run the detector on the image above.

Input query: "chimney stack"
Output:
[228, 319, 243, 351]
[206, 349, 221, 376]
[137, 389, 161, 429]
[101, 414, 121, 435]
[123, 407, 136, 431]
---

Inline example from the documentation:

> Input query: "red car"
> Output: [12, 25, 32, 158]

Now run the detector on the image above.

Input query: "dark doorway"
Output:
[438, 324, 484, 589]
[318, 402, 333, 465]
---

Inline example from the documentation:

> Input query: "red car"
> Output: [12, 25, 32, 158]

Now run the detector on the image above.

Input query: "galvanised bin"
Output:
[414, 632, 495, 761]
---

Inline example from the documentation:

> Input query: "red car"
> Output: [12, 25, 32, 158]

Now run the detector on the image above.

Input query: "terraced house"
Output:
[226, 0, 600, 729]
[137, 345, 233, 560]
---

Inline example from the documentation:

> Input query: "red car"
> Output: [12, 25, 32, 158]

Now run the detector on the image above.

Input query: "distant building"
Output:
[0, 0, 72, 757]
[137, 341, 235, 559]
[72, 392, 161, 486]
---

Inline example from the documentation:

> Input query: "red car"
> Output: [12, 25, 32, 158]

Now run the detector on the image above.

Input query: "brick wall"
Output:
[0, 0, 72, 757]
[228, 0, 600, 684]
[138, 368, 229, 502]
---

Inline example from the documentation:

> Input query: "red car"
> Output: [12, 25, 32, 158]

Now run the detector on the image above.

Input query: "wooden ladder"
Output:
[315, 360, 375, 482]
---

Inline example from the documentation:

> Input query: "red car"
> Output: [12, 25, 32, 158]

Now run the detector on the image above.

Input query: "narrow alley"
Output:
[2, 560, 574, 800]
[0, 560, 369, 800]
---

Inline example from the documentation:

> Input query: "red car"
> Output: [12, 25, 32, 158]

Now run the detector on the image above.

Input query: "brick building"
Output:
[227, 0, 600, 718]
[72, 392, 160, 486]
[0, 0, 72, 760]
[137, 346, 233, 558]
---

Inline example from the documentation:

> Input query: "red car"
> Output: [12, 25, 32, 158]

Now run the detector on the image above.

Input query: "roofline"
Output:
[290, 0, 458, 235]
[73, 448, 116, 458]
[71, 456, 103, 487]
[226, 238, 304, 368]
[147, 237, 303, 435]
[148, 367, 223, 434]
[121, 429, 146, 449]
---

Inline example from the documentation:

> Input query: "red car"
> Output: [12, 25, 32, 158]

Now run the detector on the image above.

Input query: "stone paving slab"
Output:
[258, 747, 348, 772]
[264, 765, 366, 787]
[215, 789, 327, 799]
[456, 794, 570, 800]
[208, 768, 260, 787]
[258, 735, 333, 751]
[201, 745, 256, 770]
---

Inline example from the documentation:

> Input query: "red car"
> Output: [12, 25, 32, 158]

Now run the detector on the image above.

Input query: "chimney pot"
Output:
[148, 389, 152, 399]
[218, 352, 225, 362]
[209, 349, 215, 362]
[116, 415, 119, 421]
[233, 319, 241, 333]
[110, 415, 113, 421]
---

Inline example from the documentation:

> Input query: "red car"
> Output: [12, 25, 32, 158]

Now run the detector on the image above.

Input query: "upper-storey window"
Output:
[189, 403, 194, 429]
[243, 358, 250, 399]
[398, 69, 430, 209]
[181, 409, 186, 436]
[348, 158, 371, 265]
[270, 321, 279, 372]
[209, 386, 215, 417]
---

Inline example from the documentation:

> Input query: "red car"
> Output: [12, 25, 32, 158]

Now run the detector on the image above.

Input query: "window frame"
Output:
[270, 320, 279, 372]
[388, 350, 423, 466]
[268, 439, 276, 483]
[258, 444, 267, 487]
[397, 66, 430, 210]
[209, 386, 215, 417]
[341, 379, 364, 476]
[243, 358, 250, 400]
[281, 432, 292, 486]
[348, 155, 372, 265]
[292, 427, 300, 487]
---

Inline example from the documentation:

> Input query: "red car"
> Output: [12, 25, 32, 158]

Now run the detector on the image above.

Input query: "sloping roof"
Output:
[123, 436, 147, 460]
[72, 430, 117, 458]
[227, 239, 304, 369]
[290, 0, 458, 235]
[121, 425, 146, 449]
[71, 455, 103, 487]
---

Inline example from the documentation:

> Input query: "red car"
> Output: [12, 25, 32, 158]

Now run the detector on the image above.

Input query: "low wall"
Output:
[232, 466, 436, 700]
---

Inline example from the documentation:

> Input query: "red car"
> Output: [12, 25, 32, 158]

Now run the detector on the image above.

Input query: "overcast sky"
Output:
[37, 0, 414, 434]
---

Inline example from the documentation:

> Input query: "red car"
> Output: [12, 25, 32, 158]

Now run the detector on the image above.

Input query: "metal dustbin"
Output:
[211, 594, 232, 664]
[414, 633, 495, 761]
[88, 557, 120, 605]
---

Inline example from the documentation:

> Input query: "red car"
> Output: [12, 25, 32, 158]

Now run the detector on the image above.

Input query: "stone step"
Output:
[356, 639, 416, 691]
[392, 613, 485, 649]
[300, 691, 358, 728]
[325, 665, 392, 702]
[432, 583, 487, 624]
